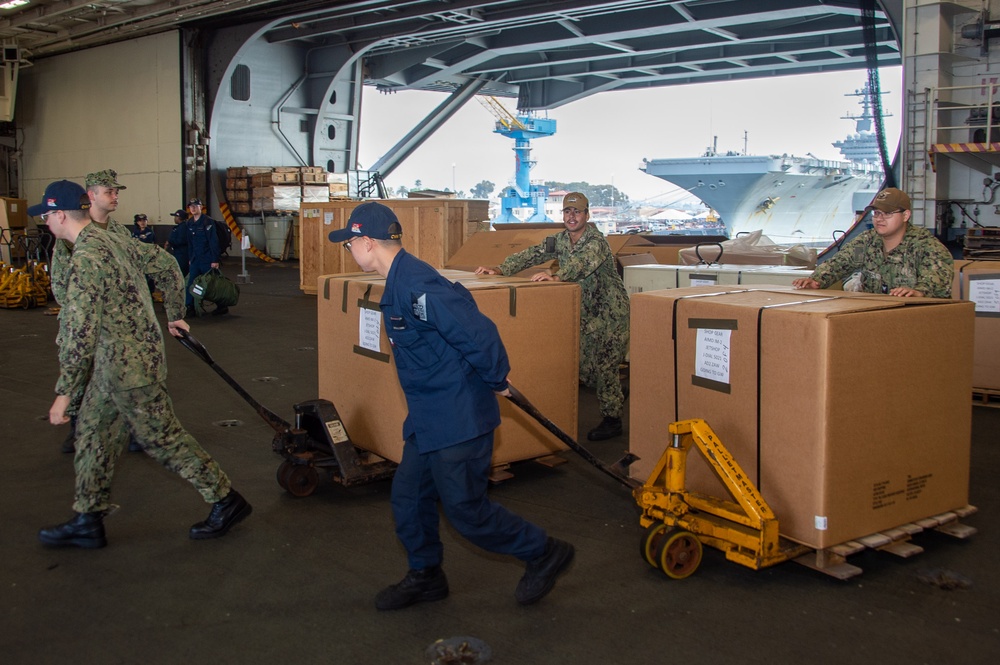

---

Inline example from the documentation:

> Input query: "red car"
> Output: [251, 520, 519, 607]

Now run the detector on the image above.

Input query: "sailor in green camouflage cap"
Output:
[85, 168, 127, 190]
[51, 169, 136, 453]
[32, 179, 252, 549]
[792, 187, 954, 298]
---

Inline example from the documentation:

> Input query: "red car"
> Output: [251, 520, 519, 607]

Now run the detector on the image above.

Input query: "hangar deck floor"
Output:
[1, 259, 997, 664]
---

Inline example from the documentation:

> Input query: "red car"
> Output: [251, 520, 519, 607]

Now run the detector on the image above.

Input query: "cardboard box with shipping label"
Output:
[953, 260, 1000, 391]
[317, 271, 580, 466]
[629, 286, 974, 549]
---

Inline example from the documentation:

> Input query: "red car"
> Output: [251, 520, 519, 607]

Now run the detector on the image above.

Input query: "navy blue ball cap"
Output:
[28, 180, 91, 217]
[328, 201, 403, 243]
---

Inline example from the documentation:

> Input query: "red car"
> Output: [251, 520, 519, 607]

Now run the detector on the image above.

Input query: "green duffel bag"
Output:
[190, 268, 240, 315]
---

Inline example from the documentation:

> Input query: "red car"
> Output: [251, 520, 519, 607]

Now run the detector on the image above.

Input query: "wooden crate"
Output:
[299, 198, 490, 294]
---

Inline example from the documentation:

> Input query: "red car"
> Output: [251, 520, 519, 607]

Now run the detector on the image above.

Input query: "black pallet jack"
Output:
[177, 331, 639, 498]
[176, 330, 396, 497]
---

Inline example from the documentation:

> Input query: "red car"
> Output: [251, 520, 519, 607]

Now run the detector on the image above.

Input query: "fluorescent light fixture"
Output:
[0, 0, 30, 9]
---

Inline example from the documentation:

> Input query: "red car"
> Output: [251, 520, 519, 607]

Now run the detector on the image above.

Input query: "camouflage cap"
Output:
[85, 169, 127, 189]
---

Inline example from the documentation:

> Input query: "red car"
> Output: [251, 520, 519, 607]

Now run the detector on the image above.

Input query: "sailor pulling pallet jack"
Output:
[327, 202, 574, 610]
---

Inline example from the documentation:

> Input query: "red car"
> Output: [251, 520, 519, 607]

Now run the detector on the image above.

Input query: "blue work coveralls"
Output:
[184, 216, 221, 307]
[167, 223, 190, 276]
[381, 249, 547, 569]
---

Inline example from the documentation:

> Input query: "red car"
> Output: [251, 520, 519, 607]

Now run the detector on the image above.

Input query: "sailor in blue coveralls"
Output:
[328, 202, 575, 611]
[166, 209, 190, 277]
[183, 198, 221, 317]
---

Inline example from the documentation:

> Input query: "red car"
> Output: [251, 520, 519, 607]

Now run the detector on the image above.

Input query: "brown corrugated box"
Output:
[629, 285, 974, 549]
[607, 234, 701, 266]
[953, 260, 1000, 390]
[299, 199, 490, 293]
[1, 197, 27, 230]
[317, 271, 580, 466]
[445, 227, 560, 277]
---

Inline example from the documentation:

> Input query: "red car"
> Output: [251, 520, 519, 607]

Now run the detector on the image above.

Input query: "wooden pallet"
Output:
[792, 505, 978, 580]
[972, 388, 1000, 408]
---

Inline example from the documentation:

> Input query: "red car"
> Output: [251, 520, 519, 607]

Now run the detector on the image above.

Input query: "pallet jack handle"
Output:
[504, 383, 641, 490]
[175, 329, 292, 434]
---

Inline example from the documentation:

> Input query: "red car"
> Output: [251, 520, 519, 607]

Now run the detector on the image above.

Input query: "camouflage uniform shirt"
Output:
[498, 223, 630, 418]
[498, 223, 630, 334]
[810, 223, 954, 298]
[50, 216, 130, 304]
[55, 224, 185, 411]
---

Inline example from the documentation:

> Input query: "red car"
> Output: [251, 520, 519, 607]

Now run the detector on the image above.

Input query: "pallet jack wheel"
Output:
[283, 463, 319, 497]
[640, 523, 672, 568]
[276, 461, 295, 491]
[655, 530, 703, 580]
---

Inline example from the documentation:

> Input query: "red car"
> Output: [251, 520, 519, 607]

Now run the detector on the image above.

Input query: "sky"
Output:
[357, 67, 903, 207]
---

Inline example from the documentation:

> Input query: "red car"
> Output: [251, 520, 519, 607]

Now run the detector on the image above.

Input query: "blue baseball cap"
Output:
[328, 202, 403, 243]
[28, 180, 91, 217]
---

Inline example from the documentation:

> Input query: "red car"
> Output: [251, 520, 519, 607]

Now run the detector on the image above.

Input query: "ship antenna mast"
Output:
[743, 130, 748, 155]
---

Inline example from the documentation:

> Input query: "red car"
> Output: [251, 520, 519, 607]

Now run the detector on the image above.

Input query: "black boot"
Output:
[375, 566, 449, 611]
[38, 512, 107, 549]
[189, 490, 252, 539]
[587, 416, 623, 441]
[515, 537, 575, 605]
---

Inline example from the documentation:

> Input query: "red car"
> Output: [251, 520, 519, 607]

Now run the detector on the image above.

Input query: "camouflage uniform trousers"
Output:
[579, 318, 629, 419]
[72, 380, 231, 514]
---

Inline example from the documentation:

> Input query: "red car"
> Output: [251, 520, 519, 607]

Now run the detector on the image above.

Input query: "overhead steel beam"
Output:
[369, 77, 488, 177]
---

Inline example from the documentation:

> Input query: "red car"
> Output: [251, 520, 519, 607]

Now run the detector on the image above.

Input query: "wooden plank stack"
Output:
[225, 166, 336, 213]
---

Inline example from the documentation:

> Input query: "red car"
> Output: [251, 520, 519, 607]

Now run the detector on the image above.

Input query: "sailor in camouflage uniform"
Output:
[33, 181, 251, 549]
[793, 188, 954, 298]
[53, 171, 174, 454]
[476, 192, 630, 441]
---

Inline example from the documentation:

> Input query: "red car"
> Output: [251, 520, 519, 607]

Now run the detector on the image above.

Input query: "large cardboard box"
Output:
[299, 199, 489, 293]
[623, 263, 812, 295]
[629, 286, 974, 549]
[953, 260, 1000, 390]
[445, 227, 559, 277]
[0, 197, 28, 264]
[317, 271, 580, 466]
[607, 234, 704, 266]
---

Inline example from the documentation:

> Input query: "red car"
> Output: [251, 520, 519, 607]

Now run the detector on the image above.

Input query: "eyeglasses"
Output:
[343, 240, 353, 250]
[871, 209, 903, 219]
[40, 211, 57, 220]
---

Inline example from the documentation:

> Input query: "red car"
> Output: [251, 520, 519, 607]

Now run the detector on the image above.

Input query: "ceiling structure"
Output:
[0, 1, 901, 109]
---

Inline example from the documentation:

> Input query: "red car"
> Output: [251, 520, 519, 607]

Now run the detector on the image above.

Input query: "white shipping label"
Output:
[969, 278, 1000, 313]
[690, 277, 716, 287]
[814, 516, 828, 530]
[359, 308, 382, 353]
[694, 328, 731, 384]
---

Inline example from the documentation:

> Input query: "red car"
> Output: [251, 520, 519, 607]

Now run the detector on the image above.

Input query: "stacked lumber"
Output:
[224, 166, 339, 212]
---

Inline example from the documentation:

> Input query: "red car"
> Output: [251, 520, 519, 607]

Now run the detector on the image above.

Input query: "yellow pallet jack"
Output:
[504, 389, 812, 579]
[503, 389, 810, 580]
[633, 418, 810, 579]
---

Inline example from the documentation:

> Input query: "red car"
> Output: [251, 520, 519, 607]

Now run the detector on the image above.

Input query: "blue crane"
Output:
[479, 97, 557, 223]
